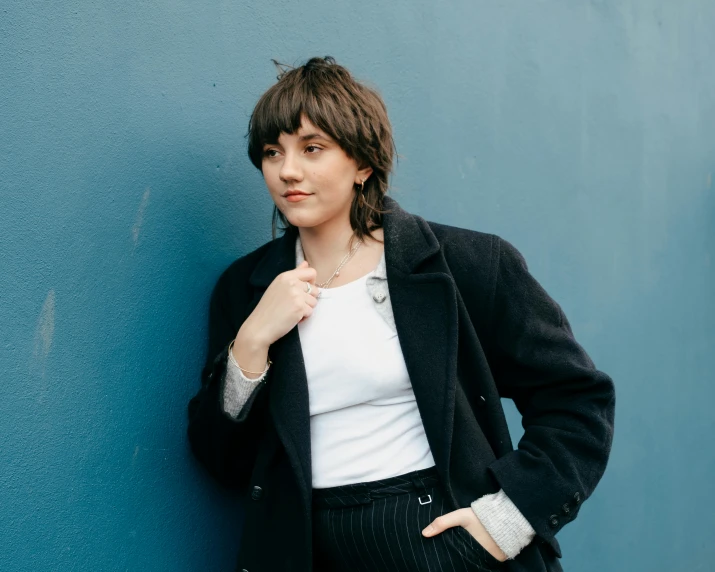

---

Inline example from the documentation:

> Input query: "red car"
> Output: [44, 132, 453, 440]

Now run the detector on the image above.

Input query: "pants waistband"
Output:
[312, 466, 441, 509]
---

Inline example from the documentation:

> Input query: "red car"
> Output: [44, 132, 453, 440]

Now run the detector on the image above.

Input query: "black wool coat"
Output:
[187, 196, 616, 572]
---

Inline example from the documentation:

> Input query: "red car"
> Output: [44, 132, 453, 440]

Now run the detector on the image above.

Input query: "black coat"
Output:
[187, 196, 616, 572]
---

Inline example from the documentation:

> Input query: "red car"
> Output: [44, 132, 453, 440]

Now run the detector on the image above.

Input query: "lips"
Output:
[284, 191, 312, 203]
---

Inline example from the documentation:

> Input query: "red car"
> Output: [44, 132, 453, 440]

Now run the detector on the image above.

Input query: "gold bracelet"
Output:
[228, 339, 272, 375]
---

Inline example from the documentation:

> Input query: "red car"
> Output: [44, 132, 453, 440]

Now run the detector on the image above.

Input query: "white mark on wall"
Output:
[32, 289, 55, 382]
[132, 187, 151, 247]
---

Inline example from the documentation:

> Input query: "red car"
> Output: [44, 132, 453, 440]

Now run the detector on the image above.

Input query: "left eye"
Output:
[306, 145, 321, 153]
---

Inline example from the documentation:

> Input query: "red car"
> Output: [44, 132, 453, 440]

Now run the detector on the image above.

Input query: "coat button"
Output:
[573, 492, 582, 504]
[251, 486, 263, 501]
[561, 503, 570, 515]
[549, 514, 559, 528]
[241, 569, 249, 572]
[372, 292, 386, 303]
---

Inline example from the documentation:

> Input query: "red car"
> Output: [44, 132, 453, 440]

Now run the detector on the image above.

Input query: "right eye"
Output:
[263, 148, 280, 158]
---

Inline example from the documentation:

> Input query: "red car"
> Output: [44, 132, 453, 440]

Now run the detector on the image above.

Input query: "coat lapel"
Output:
[381, 197, 460, 486]
[248, 225, 315, 508]
[247, 197, 460, 508]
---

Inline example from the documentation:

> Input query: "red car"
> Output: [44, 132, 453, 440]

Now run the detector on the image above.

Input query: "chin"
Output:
[282, 211, 321, 229]
[279, 202, 348, 230]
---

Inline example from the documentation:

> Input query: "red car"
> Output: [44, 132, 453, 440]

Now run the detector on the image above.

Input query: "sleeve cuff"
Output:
[223, 352, 267, 418]
[471, 489, 536, 560]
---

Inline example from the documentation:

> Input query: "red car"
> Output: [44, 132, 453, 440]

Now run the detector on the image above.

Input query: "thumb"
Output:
[422, 511, 460, 537]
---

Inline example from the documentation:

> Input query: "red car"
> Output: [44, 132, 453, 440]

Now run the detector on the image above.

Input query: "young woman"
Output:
[187, 57, 615, 572]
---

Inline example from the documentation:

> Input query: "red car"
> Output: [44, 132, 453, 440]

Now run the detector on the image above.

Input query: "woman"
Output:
[187, 57, 615, 572]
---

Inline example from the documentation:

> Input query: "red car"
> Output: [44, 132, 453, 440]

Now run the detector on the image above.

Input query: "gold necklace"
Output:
[310, 237, 364, 290]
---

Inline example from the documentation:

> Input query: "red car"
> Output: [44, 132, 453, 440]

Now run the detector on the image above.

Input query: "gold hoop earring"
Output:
[357, 179, 366, 207]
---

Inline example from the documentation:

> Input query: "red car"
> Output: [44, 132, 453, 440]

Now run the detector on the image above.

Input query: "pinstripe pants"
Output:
[312, 465, 504, 572]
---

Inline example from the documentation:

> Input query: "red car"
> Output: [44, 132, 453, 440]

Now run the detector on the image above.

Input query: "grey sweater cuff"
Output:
[223, 353, 267, 418]
[471, 489, 536, 560]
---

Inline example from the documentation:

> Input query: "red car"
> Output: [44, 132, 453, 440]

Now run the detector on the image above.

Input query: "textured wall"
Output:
[1, 1, 713, 570]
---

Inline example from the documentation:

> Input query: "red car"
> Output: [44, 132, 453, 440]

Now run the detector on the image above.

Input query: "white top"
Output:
[298, 267, 436, 489]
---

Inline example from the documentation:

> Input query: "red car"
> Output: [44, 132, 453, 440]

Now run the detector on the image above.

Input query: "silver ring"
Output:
[305, 282, 312, 294]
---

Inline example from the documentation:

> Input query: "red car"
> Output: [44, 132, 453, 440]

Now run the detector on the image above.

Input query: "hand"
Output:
[422, 507, 508, 563]
[241, 260, 320, 347]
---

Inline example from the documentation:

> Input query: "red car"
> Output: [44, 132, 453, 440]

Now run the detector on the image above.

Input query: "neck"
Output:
[298, 218, 357, 268]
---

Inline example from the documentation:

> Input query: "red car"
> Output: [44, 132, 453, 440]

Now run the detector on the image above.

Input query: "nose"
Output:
[279, 150, 303, 183]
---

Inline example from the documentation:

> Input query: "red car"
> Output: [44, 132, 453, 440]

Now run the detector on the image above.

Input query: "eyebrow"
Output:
[297, 132, 331, 142]
[263, 132, 332, 148]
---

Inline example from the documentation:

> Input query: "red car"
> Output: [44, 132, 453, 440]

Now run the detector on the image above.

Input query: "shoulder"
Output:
[424, 219, 500, 281]
[425, 219, 527, 273]
[426, 219, 497, 252]
[422, 219, 534, 320]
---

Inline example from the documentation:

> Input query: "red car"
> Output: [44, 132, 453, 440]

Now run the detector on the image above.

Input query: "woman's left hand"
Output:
[422, 508, 508, 562]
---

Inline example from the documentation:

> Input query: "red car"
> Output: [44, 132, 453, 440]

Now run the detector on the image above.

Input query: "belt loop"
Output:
[409, 470, 432, 505]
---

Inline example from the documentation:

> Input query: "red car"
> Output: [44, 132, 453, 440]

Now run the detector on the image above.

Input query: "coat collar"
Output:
[294, 235, 388, 281]
[248, 195, 441, 287]
[246, 195, 460, 516]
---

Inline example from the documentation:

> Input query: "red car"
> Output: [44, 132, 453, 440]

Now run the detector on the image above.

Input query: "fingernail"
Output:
[422, 525, 433, 535]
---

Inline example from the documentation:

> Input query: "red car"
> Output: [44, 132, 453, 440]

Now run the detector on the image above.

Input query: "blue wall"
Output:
[2, 2, 713, 570]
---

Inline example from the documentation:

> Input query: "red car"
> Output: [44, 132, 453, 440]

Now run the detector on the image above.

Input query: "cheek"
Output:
[314, 164, 356, 197]
[262, 166, 281, 192]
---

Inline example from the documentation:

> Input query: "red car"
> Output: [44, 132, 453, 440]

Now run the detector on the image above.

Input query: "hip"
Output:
[311, 465, 504, 572]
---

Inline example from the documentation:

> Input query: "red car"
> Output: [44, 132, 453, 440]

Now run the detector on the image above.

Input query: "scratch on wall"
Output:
[32, 289, 55, 383]
[132, 187, 151, 248]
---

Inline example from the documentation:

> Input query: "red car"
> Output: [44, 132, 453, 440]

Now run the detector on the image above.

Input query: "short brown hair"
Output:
[247, 56, 395, 242]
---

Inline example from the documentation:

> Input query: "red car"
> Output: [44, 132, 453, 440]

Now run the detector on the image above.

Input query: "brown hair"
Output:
[247, 56, 396, 243]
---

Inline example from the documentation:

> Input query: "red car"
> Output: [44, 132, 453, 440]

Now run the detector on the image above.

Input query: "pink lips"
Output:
[284, 191, 312, 203]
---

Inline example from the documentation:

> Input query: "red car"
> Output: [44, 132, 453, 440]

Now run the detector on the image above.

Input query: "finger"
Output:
[304, 293, 318, 308]
[293, 266, 318, 282]
[422, 510, 463, 536]
[294, 280, 319, 299]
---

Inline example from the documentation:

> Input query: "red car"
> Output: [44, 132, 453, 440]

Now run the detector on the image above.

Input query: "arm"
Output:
[471, 489, 535, 559]
[186, 270, 270, 490]
[485, 236, 616, 545]
[223, 342, 269, 418]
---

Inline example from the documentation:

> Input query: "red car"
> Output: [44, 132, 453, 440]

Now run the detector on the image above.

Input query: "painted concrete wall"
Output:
[2, 2, 713, 570]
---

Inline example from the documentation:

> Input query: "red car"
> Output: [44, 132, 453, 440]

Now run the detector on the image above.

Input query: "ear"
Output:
[355, 165, 373, 185]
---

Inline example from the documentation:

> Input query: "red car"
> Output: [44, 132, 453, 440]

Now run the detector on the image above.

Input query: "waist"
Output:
[312, 465, 441, 509]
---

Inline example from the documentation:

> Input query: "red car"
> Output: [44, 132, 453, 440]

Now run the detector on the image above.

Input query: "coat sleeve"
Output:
[486, 236, 615, 543]
[187, 267, 271, 491]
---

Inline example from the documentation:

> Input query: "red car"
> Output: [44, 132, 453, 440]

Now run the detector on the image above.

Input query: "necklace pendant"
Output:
[335, 271, 340, 276]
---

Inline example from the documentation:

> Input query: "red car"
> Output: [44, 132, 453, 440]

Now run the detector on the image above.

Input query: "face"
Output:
[261, 116, 372, 230]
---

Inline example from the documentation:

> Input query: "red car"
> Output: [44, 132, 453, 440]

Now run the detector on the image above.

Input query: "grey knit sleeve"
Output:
[222, 352, 268, 419]
[471, 489, 536, 560]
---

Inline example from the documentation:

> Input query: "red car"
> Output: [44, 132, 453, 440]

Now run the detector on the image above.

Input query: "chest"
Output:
[297, 275, 411, 415]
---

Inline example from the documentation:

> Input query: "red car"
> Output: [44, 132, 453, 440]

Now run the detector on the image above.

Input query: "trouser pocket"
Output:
[447, 523, 505, 570]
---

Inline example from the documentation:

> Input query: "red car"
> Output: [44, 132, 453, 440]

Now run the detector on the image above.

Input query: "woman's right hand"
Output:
[239, 260, 319, 348]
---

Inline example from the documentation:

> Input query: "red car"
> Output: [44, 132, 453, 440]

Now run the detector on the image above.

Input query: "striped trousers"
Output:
[312, 465, 504, 572]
